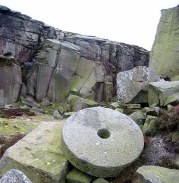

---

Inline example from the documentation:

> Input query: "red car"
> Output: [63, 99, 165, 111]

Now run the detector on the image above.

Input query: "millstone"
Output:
[62, 107, 144, 177]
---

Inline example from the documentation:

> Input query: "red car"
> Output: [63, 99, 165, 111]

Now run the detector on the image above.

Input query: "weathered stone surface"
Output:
[62, 107, 144, 177]
[148, 81, 179, 106]
[66, 168, 92, 183]
[0, 64, 22, 108]
[164, 92, 179, 106]
[117, 66, 160, 104]
[93, 178, 109, 183]
[0, 169, 32, 183]
[149, 6, 179, 78]
[142, 115, 158, 135]
[129, 110, 146, 126]
[53, 110, 63, 119]
[67, 94, 98, 112]
[137, 165, 179, 183]
[0, 122, 69, 183]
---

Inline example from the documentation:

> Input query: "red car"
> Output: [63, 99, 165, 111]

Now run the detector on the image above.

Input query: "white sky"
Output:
[0, 0, 178, 50]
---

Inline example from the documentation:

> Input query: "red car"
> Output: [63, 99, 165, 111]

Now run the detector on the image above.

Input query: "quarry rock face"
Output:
[26, 39, 80, 102]
[62, 107, 144, 177]
[149, 6, 179, 78]
[0, 5, 149, 105]
[116, 66, 160, 104]
[0, 54, 22, 107]
[0, 122, 69, 183]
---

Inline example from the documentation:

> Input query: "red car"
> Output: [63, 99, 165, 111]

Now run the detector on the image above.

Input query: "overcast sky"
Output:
[0, 0, 178, 50]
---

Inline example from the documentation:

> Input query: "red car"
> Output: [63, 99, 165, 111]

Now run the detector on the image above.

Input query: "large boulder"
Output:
[0, 169, 32, 183]
[137, 165, 179, 183]
[0, 55, 22, 107]
[149, 5, 179, 78]
[116, 66, 160, 104]
[148, 81, 179, 106]
[62, 107, 144, 177]
[0, 122, 69, 183]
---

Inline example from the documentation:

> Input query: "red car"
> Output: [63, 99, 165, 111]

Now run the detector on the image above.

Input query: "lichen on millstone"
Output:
[62, 107, 144, 177]
[0, 122, 69, 183]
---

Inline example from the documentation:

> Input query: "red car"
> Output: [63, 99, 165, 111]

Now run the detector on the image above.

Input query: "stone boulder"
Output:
[0, 54, 22, 107]
[148, 81, 179, 106]
[116, 66, 160, 104]
[67, 94, 98, 112]
[149, 5, 179, 78]
[0, 169, 32, 183]
[0, 122, 69, 183]
[137, 165, 179, 183]
[66, 168, 92, 183]
[62, 107, 144, 177]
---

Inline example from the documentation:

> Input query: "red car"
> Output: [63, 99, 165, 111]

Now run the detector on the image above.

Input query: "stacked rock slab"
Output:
[116, 66, 161, 104]
[148, 81, 179, 106]
[0, 122, 69, 183]
[62, 107, 144, 177]
[149, 5, 179, 78]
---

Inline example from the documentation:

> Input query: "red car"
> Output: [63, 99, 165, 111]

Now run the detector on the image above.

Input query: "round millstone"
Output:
[62, 107, 144, 177]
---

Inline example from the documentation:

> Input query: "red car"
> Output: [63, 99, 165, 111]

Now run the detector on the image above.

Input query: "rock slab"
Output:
[0, 122, 69, 183]
[62, 107, 144, 177]
[137, 165, 179, 183]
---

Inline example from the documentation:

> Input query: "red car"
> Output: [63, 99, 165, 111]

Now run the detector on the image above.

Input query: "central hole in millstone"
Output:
[97, 128, 111, 139]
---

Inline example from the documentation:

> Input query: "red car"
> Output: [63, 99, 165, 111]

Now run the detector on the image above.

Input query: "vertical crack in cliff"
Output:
[79, 66, 95, 95]
[45, 50, 60, 98]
